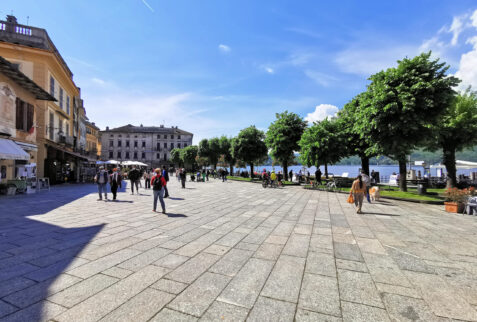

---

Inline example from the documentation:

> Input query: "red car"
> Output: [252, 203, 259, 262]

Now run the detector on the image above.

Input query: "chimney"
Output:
[106, 126, 109, 131]
[140, 124, 143, 127]
[92, 122, 95, 126]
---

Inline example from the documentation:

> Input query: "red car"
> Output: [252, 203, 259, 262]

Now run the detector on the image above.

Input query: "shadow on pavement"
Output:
[168, 197, 184, 201]
[364, 211, 401, 217]
[0, 183, 105, 321]
[166, 213, 187, 218]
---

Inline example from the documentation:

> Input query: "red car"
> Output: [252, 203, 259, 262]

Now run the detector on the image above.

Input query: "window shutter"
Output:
[16, 98, 23, 129]
[27, 104, 34, 131]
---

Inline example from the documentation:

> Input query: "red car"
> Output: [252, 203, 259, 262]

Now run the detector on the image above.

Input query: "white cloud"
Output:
[472, 9, 477, 28]
[304, 70, 338, 87]
[305, 104, 339, 123]
[455, 36, 477, 90]
[91, 77, 106, 85]
[218, 44, 231, 53]
[448, 14, 467, 46]
[263, 66, 274, 74]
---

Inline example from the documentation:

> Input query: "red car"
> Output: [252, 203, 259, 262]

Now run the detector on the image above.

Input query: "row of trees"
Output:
[170, 52, 477, 191]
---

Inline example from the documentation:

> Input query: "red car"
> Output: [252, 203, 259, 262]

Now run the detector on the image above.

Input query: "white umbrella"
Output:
[105, 160, 120, 164]
[96, 161, 105, 165]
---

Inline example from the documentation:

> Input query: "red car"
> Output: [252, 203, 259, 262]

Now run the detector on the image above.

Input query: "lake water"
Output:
[234, 164, 477, 179]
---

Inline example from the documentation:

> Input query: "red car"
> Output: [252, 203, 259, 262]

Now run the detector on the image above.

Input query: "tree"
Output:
[208, 137, 221, 169]
[427, 89, 477, 187]
[219, 136, 235, 175]
[338, 93, 378, 175]
[299, 118, 346, 178]
[181, 145, 198, 170]
[198, 139, 210, 167]
[361, 52, 459, 191]
[265, 111, 307, 181]
[232, 126, 268, 177]
[170, 148, 183, 167]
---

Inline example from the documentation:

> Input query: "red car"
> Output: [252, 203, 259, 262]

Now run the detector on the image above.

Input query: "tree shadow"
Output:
[0, 183, 104, 321]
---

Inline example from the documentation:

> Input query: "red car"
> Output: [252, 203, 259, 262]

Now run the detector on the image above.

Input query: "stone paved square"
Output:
[1, 178, 477, 321]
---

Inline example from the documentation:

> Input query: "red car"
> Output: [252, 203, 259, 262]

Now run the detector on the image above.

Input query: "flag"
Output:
[28, 123, 35, 134]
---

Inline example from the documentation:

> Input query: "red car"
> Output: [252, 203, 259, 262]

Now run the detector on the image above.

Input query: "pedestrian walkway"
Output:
[0, 178, 476, 321]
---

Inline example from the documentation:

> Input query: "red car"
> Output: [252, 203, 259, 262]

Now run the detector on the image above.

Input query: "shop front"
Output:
[44, 143, 93, 184]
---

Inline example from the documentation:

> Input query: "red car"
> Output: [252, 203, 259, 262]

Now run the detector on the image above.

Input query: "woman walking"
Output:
[350, 175, 367, 214]
[151, 168, 167, 214]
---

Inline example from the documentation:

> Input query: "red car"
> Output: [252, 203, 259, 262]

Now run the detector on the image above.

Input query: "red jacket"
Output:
[151, 174, 167, 189]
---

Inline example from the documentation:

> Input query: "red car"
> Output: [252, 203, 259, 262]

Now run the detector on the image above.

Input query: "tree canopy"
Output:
[232, 126, 268, 176]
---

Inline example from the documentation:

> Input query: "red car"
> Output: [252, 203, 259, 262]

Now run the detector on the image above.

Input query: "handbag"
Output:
[347, 194, 354, 204]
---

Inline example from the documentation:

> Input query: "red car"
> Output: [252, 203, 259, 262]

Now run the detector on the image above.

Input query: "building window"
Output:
[109, 140, 113, 147]
[164, 154, 167, 161]
[66, 123, 69, 136]
[171, 135, 174, 139]
[15, 98, 33, 132]
[156, 153, 160, 159]
[50, 76, 55, 96]
[141, 152, 145, 159]
[126, 152, 130, 159]
[183, 143, 187, 147]
[49, 112, 54, 139]
[133, 152, 138, 159]
[59, 119, 63, 136]
[118, 140, 122, 147]
[59, 88, 64, 109]
[142, 141, 145, 148]
[118, 134, 122, 137]
[178, 143, 181, 148]
[117, 151, 121, 159]
[126, 141, 130, 147]
[134, 141, 138, 148]
[170, 143, 174, 149]
[178, 135, 181, 139]
[109, 151, 113, 158]
[157, 134, 160, 139]
[156, 143, 161, 150]
[164, 142, 167, 148]
[66, 96, 70, 115]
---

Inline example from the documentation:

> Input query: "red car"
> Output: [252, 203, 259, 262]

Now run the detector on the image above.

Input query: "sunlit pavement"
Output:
[0, 177, 477, 321]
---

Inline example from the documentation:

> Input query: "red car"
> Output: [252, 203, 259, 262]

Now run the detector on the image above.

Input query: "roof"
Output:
[101, 124, 193, 136]
[0, 56, 56, 101]
[84, 120, 100, 131]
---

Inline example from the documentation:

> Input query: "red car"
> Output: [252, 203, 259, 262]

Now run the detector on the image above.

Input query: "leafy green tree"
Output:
[299, 118, 346, 178]
[181, 145, 198, 170]
[208, 137, 221, 169]
[265, 111, 307, 181]
[361, 52, 459, 191]
[219, 136, 235, 175]
[427, 89, 477, 187]
[198, 139, 210, 167]
[338, 93, 379, 175]
[232, 126, 268, 177]
[170, 148, 183, 167]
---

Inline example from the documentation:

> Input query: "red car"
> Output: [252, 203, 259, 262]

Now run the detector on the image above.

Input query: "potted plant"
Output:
[443, 188, 467, 213]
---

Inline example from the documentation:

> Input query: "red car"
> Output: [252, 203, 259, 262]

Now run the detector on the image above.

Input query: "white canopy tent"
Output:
[121, 161, 148, 167]
[105, 160, 121, 165]
[431, 160, 477, 170]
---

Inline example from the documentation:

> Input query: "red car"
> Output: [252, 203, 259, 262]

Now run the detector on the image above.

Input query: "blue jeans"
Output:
[98, 183, 107, 199]
[153, 188, 165, 212]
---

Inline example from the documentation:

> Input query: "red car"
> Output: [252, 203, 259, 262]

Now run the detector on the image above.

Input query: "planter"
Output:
[444, 202, 464, 213]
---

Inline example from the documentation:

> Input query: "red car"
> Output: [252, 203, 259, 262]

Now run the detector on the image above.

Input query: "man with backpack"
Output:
[95, 166, 109, 201]
[110, 168, 122, 201]
[151, 168, 167, 213]
[162, 165, 170, 198]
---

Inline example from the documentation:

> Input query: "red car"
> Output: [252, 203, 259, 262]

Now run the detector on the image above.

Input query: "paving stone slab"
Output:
[382, 293, 449, 322]
[198, 300, 249, 322]
[298, 273, 341, 317]
[166, 252, 220, 284]
[151, 278, 188, 294]
[295, 309, 342, 322]
[337, 269, 384, 309]
[335, 259, 368, 273]
[0, 300, 65, 322]
[306, 251, 336, 277]
[247, 296, 295, 322]
[341, 301, 391, 322]
[209, 248, 253, 277]
[150, 308, 198, 322]
[333, 242, 364, 262]
[253, 243, 283, 261]
[154, 253, 190, 269]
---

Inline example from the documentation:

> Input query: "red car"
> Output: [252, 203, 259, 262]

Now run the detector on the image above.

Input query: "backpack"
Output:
[153, 176, 163, 190]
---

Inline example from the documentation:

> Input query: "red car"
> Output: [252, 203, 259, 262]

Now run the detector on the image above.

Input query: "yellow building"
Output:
[85, 120, 101, 159]
[0, 56, 55, 183]
[0, 15, 93, 184]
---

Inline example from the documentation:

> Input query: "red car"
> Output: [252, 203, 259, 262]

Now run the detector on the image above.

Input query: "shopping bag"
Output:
[347, 194, 354, 204]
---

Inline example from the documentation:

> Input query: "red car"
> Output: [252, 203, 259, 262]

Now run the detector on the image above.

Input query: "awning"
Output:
[0, 138, 30, 160]
[14, 141, 38, 152]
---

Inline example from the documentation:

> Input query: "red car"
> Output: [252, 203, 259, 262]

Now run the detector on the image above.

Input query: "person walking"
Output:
[95, 166, 109, 201]
[360, 170, 372, 203]
[289, 170, 293, 182]
[128, 166, 141, 195]
[350, 175, 367, 214]
[110, 168, 122, 201]
[179, 168, 186, 188]
[315, 168, 322, 185]
[151, 168, 167, 213]
[162, 166, 170, 198]
[206, 170, 210, 181]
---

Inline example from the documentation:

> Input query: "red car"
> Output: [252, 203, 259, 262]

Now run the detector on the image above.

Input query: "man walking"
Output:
[110, 168, 122, 201]
[128, 166, 140, 195]
[179, 168, 186, 188]
[315, 168, 322, 185]
[151, 168, 167, 213]
[162, 165, 170, 198]
[95, 166, 109, 201]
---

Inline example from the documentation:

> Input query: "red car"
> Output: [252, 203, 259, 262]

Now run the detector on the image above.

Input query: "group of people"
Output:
[94, 165, 173, 214]
[350, 170, 372, 214]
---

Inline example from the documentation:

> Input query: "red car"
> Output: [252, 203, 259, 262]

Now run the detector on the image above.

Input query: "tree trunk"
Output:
[443, 146, 457, 188]
[361, 156, 370, 175]
[324, 163, 329, 179]
[229, 165, 234, 176]
[398, 157, 407, 192]
[250, 163, 254, 178]
[283, 161, 288, 181]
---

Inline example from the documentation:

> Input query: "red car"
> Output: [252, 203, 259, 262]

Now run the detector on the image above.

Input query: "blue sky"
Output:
[3, 1, 477, 143]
